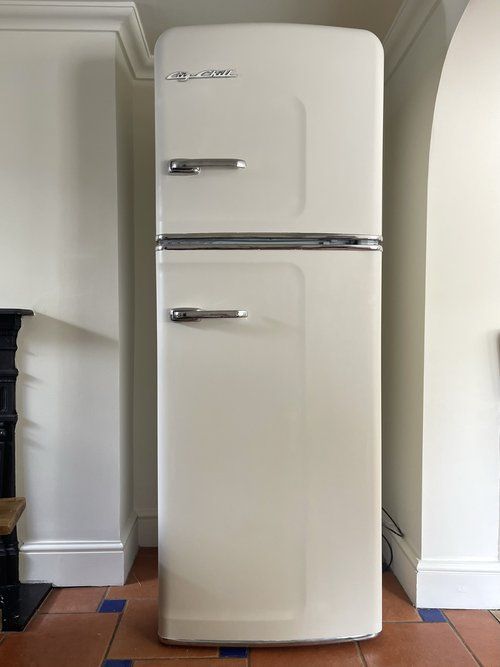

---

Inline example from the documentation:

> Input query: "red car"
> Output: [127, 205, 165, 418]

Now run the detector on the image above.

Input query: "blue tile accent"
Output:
[418, 608, 447, 622]
[98, 599, 126, 613]
[102, 661, 132, 667]
[220, 646, 249, 658]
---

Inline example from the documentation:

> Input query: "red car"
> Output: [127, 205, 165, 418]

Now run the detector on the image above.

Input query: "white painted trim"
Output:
[417, 559, 500, 609]
[0, 1, 153, 79]
[21, 539, 126, 554]
[122, 512, 139, 579]
[388, 533, 500, 609]
[419, 559, 500, 574]
[20, 549, 125, 587]
[20, 514, 139, 586]
[137, 508, 158, 547]
[383, 0, 440, 80]
[387, 533, 419, 605]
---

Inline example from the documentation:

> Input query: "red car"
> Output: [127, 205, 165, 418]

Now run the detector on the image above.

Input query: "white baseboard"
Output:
[137, 509, 157, 547]
[388, 533, 500, 609]
[20, 514, 139, 587]
[417, 560, 500, 609]
[388, 533, 419, 605]
[122, 512, 139, 580]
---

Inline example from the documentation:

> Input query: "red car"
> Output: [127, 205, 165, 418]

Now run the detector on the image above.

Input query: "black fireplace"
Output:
[0, 309, 51, 630]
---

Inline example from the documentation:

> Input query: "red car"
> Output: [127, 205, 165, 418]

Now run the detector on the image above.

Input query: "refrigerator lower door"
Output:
[157, 250, 381, 645]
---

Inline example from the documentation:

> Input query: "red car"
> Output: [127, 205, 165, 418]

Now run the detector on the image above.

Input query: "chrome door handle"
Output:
[170, 308, 248, 322]
[168, 158, 247, 175]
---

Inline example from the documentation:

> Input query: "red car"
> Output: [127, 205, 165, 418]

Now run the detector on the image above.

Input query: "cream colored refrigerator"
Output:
[155, 23, 383, 645]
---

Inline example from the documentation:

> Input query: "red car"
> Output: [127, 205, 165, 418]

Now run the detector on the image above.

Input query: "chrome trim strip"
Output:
[159, 630, 381, 647]
[156, 233, 383, 251]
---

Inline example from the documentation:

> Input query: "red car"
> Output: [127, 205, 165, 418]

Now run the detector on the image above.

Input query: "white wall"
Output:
[420, 0, 500, 604]
[384, 0, 500, 607]
[8, 0, 500, 606]
[383, 0, 469, 597]
[0, 26, 140, 585]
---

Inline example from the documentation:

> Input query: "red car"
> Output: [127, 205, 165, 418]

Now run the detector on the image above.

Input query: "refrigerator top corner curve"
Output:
[155, 24, 383, 237]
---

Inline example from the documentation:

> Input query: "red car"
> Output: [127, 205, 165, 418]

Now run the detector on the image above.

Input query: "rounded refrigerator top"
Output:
[155, 24, 383, 237]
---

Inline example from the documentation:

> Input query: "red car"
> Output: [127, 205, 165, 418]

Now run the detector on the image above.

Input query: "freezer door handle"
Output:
[170, 308, 248, 322]
[168, 158, 247, 175]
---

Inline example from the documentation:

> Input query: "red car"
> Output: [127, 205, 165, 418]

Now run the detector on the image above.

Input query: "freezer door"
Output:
[155, 24, 383, 236]
[157, 250, 381, 644]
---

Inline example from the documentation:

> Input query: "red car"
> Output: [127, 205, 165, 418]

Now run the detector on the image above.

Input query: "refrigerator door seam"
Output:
[156, 234, 383, 251]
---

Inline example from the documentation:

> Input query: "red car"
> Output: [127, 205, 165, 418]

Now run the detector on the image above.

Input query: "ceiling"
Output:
[67, 0, 405, 52]
[138, 0, 404, 51]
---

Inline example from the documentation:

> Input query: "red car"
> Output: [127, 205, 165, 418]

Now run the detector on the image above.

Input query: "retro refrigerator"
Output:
[155, 24, 383, 645]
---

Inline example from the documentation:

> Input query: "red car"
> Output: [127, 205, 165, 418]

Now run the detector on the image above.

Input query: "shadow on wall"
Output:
[16, 313, 118, 542]
[132, 78, 158, 534]
[13, 51, 124, 546]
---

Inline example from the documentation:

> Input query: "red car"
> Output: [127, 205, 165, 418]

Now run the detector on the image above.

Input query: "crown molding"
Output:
[0, 1, 153, 79]
[383, 0, 440, 81]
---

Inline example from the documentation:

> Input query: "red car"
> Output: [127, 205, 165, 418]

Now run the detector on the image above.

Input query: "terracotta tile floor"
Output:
[1, 550, 499, 666]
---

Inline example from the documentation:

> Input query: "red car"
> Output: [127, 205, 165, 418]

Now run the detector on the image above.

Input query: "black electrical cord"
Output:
[382, 534, 393, 571]
[382, 507, 404, 571]
[382, 507, 404, 537]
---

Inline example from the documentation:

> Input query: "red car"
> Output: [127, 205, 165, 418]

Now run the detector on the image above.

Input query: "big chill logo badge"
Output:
[166, 68, 237, 82]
